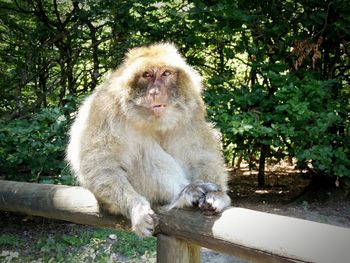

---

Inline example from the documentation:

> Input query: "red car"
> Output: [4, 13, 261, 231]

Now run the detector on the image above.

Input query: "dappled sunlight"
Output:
[254, 189, 290, 195]
[228, 160, 310, 203]
[52, 186, 101, 213]
[211, 207, 350, 263]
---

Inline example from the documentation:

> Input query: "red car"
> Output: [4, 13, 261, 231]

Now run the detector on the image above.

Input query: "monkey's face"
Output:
[114, 43, 204, 131]
[131, 67, 180, 118]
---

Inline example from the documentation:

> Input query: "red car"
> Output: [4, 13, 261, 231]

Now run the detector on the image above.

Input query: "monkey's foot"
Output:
[130, 202, 156, 237]
[167, 181, 222, 210]
[199, 191, 231, 213]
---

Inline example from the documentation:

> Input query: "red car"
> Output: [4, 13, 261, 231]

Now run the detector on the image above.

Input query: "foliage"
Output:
[0, 107, 73, 184]
[111, 230, 156, 258]
[0, 0, 349, 183]
[0, 234, 21, 247]
[200, 0, 350, 181]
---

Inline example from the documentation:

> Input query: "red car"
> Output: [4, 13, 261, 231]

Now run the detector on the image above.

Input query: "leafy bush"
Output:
[0, 0, 349, 186]
[0, 107, 74, 184]
[205, 72, 350, 179]
[274, 75, 350, 178]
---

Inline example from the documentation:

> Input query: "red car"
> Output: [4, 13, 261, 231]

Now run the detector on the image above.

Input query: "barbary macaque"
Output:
[66, 43, 231, 236]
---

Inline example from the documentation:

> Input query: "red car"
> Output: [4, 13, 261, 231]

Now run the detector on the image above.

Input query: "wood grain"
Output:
[1, 180, 350, 263]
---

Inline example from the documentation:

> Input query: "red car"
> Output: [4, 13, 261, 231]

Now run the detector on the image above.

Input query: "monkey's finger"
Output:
[136, 226, 154, 237]
[198, 196, 206, 207]
[134, 218, 155, 237]
[143, 228, 154, 237]
[200, 191, 231, 213]
[144, 214, 155, 225]
[150, 212, 159, 226]
[199, 200, 215, 211]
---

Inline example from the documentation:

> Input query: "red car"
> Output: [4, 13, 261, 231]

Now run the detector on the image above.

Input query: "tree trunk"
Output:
[258, 144, 269, 187]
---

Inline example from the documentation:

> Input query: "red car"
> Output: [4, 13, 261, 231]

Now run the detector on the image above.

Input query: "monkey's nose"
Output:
[149, 87, 160, 98]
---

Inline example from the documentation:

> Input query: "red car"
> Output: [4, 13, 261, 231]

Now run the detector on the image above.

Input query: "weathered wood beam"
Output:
[1, 180, 350, 263]
[156, 207, 350, 263]
[0, 180, 128, 229]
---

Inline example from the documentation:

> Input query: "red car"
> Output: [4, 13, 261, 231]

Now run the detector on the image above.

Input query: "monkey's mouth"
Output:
[151, 104, 167, 117]
[152, 104, 166, 109]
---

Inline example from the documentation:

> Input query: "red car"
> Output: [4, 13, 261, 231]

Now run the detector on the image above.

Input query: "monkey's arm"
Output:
[79, 154, 155, 236]
[166, 145, 231, 213]
[168, 123, 231, 212]
[182, 123, 229, 190]
[187, 149, 231, 213]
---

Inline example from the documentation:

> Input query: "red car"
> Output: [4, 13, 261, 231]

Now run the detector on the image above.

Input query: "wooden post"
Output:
[157, 234, 200, 263]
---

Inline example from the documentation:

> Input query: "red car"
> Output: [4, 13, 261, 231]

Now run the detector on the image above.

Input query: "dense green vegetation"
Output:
[0, 0, 349, 186]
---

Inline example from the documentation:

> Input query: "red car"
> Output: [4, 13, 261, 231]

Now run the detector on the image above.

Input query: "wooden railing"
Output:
[1, 180, 349, 263]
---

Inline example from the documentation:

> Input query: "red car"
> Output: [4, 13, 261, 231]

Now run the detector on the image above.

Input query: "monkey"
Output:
[66, 43, 231, 237]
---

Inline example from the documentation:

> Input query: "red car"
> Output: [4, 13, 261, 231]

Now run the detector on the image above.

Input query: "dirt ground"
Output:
[1, 162, 350, 262]
[228, 162, 350, 228]
[200, 162, 350, 263]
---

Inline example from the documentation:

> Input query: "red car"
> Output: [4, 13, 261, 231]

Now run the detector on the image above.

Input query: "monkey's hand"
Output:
[130, 202, 156, 237]
[199, 191, 231, 214]
[166, 181, 222, 210]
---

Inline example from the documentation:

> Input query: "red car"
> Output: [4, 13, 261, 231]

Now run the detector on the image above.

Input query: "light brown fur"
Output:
[66, 43, 230, 236]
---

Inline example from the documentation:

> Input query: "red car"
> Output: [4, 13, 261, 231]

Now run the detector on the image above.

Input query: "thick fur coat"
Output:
[66, 43, 230, 236]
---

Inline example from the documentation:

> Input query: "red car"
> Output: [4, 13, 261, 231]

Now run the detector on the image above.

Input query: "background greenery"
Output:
[0, 217, 157, 262]
[0, 0, 349, 186]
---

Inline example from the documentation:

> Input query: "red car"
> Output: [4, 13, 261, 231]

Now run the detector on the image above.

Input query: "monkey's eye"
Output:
[162, 70, 171, 76]
[142, 72, 152, 78]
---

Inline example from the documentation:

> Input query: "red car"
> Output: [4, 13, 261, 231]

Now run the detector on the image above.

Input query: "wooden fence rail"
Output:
[1, 180, 349, 263]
